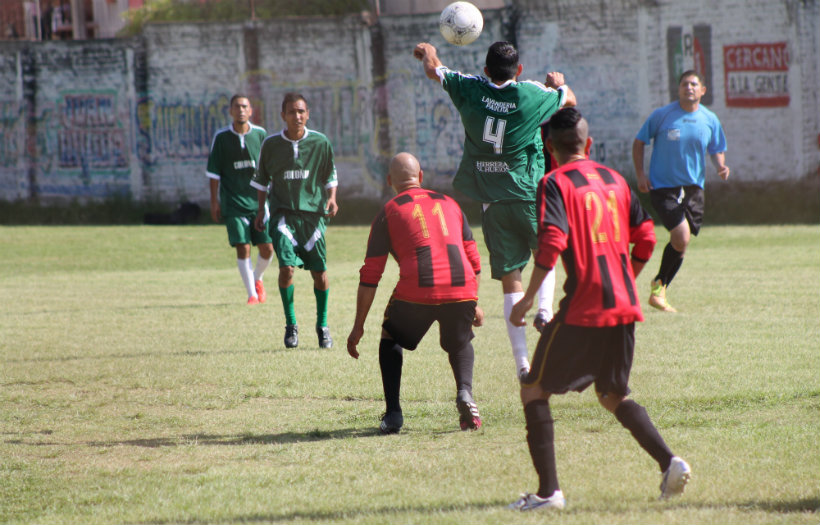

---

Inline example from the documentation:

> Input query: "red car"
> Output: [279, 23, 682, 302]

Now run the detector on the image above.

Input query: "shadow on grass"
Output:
[140, 499, 512, 524]
[131, 497, 820, 524]
[89, 428, 384, 447]
[5, 428, 383, 447]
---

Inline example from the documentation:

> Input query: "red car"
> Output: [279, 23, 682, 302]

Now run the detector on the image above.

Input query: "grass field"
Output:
[1, 224, 818, 524]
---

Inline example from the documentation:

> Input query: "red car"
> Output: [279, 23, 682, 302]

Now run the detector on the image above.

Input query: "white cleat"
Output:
[660, 456, 691, 500]
[508, 490, 566, 511]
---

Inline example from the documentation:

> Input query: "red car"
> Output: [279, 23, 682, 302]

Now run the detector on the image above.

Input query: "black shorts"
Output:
[522, 321, 635, 397]
[650, 185, 704, 235]
[381, 297, 476, 353]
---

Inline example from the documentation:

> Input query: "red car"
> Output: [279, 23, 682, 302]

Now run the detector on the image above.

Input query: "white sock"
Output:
[537, 268, 556, 321]
[253, 254, 273, 282]
[237, 258, 257, 298]
[503, 292, 530, 374]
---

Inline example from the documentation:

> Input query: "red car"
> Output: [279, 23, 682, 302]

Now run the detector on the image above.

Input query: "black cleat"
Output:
[379, 411, 403, 434]
[284, 324, 298, 348]
[316, 325, 333, 349]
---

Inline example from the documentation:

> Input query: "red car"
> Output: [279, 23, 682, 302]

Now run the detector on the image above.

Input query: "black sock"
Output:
[614, 399, 674, 472]
[654, 243, 684, 286]
[378, 338, 403, 413]
[447, 342, 474, 394]
[524, 399, 560, 497]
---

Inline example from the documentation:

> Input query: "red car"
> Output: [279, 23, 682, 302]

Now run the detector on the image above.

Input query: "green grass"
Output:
[1, 224, 818, 524]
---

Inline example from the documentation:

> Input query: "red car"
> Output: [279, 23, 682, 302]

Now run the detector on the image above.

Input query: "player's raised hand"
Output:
[413, 42, 436, 60]
[545, 72, 565, 88]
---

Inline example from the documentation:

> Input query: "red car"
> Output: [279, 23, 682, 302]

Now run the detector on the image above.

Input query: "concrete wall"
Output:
[0, 0, 817, 215]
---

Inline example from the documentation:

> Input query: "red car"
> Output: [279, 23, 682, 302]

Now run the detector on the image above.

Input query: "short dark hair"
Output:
[281, 92, 308, 113]
[485, 41, 519, 83]
[230, 94, 249, 107]
[678, 69, 705, 85]
[547, 108, 588, 155]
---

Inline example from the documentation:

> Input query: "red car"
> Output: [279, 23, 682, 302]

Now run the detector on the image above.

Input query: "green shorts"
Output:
[481, 201, 538, 280]
[270, 212, 328, 272]
[225, 215, 273, 246]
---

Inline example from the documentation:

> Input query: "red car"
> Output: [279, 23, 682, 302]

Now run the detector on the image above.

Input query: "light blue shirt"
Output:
[636, 102, 727, 189]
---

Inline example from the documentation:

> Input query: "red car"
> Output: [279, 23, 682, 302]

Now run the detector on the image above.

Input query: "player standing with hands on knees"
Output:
[207, 94, 273, 305]
[414, 40, 576, 380]
[633, 70, 729, 312]
[252, 93, 339, 349]
[509, 108, 691, 511]
[347, 152, 484, 434]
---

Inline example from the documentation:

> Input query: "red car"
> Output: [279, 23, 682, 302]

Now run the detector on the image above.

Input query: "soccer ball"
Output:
[439, 2, 483, 46]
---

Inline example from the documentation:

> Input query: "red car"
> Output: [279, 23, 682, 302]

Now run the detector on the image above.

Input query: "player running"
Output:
[509, 108, 691, 511]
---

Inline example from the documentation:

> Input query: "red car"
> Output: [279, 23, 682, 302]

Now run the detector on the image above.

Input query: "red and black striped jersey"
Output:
[359, 187, 481, 304]
[535, 159, 656, 326]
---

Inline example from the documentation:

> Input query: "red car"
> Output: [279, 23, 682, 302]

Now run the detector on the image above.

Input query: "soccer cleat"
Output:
[660, 456, 691, 500]
[508, 490, 566, 511]
[379, 411, 403, 434]
[284, 324, 298, 348]
[649, 279, 677, 312]
[533, 309, 552, 333]
[255, 280, 266, 303]
[517, 366, 530, 384]
[316, 325, 333, 349]
[456, 389, 482, 431]
[247, 296, 259, 305]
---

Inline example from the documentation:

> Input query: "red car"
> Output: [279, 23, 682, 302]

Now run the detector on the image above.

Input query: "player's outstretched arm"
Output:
[414, 42, 443, 82]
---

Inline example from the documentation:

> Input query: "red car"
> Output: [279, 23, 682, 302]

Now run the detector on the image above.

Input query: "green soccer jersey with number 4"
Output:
[437, 66, 567, 203]
[251, 129, 338, 215]
[206, 124, 267, 217]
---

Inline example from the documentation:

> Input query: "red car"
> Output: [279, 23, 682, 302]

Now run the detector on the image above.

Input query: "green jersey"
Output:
[206, 123, 267, 217]
[438, 66, 567, 203]
[251, 129, 338, 215]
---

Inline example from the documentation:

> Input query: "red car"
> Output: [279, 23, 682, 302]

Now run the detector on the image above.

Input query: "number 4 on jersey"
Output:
[483, 116, 506, 154]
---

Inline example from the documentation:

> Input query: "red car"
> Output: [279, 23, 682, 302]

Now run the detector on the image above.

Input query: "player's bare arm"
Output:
[711, 152, 730, 180]
[325, 186, 339, 217]
[510, 265, 550, 326]
[209, 178, 221, 222]
[254, 189, 267, 231]
[632, 139, 652, 192]
[347, 284, 378, 359]
[413, 42, 443, 82]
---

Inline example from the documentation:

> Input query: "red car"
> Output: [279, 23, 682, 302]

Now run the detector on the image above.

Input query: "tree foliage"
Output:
[120, 0, 371, 36]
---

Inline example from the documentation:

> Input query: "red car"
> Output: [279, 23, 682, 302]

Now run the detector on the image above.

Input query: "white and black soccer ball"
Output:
[439, 1, 483, 46]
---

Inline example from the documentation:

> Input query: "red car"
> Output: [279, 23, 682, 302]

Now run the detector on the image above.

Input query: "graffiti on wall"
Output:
[57, 92, 129, 171]
[724, 42, 789, 107]
[136, 94, 230, 166]
[0, 100, 22, 168]
[667, 25, 713, 104]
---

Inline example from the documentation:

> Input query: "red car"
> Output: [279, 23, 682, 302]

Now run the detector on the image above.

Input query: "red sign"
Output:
[724, 42, 789, 107]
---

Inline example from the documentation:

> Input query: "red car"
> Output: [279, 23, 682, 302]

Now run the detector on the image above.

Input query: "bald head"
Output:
[388, 152, 423, 193]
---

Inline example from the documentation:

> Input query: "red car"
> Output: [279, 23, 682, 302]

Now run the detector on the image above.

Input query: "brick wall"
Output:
[0, 0, 817, 216]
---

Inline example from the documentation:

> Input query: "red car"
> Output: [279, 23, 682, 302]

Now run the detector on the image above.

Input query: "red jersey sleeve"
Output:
[359, 208, 390, 288]
[627, 190, 656, 262]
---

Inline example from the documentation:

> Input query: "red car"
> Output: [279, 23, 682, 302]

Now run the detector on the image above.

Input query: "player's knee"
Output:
[597, 391, 626, 413]
[520, 384, 548, 405]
